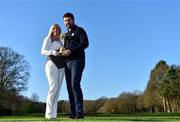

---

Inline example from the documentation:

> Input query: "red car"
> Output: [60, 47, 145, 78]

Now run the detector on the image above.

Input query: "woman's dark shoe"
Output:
[69, 115, 76, 119]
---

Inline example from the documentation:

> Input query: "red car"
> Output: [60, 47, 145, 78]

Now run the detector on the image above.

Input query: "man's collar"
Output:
[67, 25, 77, 32]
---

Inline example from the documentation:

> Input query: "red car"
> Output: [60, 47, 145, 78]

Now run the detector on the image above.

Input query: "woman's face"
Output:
[52, 26, 60, 36]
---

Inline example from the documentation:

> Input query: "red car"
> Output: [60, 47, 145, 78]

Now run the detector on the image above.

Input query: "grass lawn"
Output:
[0, 113, 180, 122]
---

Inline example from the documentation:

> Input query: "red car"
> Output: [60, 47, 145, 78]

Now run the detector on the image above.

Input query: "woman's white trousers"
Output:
[45, 60, 64, 119]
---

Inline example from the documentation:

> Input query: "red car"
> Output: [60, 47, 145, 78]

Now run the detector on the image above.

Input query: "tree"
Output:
[144, 60, 169, 112]
[137, 93, 147, 112]
[0, 47, 30, 94]
[31, 93, 39, 102]
[84, 100, 97, 113]
[58, 100, 70, 113]
[117, 91, 139, 113]
[160, 65, 180, 112]
[98, 98, 118, 113]
[0, 47, 30, 115]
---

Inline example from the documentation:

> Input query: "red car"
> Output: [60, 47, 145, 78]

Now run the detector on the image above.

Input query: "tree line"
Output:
[0, 47, 179, 115]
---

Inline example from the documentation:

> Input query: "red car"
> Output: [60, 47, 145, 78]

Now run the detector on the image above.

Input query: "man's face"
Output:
[63, 17, 74, 29]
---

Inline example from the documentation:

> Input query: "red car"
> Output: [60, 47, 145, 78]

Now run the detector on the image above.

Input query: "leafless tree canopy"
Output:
[0, 47, 30, 94]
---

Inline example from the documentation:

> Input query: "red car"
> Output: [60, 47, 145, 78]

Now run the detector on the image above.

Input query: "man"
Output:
[62, 12, 89, 119]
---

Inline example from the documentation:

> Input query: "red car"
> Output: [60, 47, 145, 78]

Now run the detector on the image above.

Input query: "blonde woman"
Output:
[41, 24, 64, 119]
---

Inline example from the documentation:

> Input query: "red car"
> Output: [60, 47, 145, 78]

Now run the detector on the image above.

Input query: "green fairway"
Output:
[0, 113, 180, 122]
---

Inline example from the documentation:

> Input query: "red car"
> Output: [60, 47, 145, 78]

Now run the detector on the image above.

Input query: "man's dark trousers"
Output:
[65, 59, 85, 116]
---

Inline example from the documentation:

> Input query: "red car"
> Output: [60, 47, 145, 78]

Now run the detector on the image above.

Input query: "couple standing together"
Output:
[41, 12, 89, 120]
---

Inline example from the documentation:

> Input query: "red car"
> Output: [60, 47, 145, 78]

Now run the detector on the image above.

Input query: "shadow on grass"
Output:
[0, 113, 180, 121]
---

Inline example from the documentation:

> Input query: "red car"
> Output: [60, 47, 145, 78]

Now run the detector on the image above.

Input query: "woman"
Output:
[41, 24, 64, 119]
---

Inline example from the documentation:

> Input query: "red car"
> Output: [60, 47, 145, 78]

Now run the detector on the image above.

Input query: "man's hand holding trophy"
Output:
[59, 45, 71, 57]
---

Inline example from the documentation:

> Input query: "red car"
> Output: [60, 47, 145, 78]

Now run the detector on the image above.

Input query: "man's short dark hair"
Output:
[63, 12, 74, 20]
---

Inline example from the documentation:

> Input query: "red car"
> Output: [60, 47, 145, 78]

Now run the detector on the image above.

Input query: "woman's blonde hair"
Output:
[48, 24, 61, 37]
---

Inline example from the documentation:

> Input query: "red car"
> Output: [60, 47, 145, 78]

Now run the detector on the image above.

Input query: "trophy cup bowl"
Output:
[59, 45, 65, 54]
[60, 33, 66, 43]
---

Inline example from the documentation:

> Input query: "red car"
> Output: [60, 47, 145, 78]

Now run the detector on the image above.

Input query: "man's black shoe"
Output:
[75, 115, 84, 119]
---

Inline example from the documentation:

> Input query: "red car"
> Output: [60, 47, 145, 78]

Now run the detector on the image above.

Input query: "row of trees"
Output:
[24, 61, 180, 114]
[143, 61, 180, 113]
[70, 61, 179, 114]
[0, 47, 179, 115]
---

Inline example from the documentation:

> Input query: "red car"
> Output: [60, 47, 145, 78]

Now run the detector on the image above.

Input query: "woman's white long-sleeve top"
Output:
[41, 36, 63, 56]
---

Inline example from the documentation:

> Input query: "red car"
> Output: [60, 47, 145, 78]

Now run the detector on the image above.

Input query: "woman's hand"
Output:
[53, 51, 61, 56]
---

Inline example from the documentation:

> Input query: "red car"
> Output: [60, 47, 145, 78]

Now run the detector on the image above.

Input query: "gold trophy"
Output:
[59, 45, 65, 55]
[59, 33, 66, 55]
